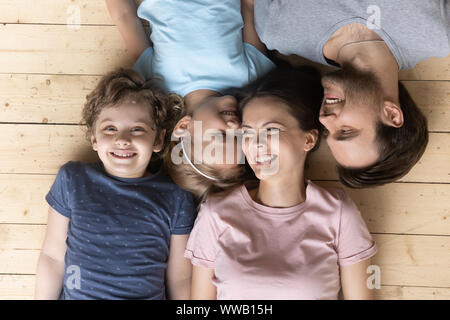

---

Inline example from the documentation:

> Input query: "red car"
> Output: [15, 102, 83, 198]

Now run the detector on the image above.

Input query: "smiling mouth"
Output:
[254, 154, 277, 165]
[110, 151, 137, 159]
[324, 98, 345, 105]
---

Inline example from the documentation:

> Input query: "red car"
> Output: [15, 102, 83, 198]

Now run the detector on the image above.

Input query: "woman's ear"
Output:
[381, 101, 404, 128]
[153, 129, 166, 153]
[90, 134, 98, 151]
[173, 115, 192, 138]
[304, 129, 319, 152]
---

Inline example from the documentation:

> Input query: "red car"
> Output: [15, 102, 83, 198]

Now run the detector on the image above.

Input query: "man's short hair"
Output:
[338, 81, 429, 188]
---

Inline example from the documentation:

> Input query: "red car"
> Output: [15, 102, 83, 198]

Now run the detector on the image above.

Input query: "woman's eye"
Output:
[131, 127, 144, 132]
[340, 129, 353, 135]
[266, 128, 280, 135]
[104, 126, 116, 131]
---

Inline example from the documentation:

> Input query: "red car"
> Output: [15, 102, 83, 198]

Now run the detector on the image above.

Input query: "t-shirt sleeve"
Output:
[184, 200, 220, 269]
[243, 42, 276, 82]
[336, 191, 377, 266]
[132, 46, 154, 81]
[171, 191, 196, 235]
[45, 163, 72, 218]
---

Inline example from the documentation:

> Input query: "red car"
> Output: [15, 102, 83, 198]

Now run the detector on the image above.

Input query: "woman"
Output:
[184, 67, 378, 299]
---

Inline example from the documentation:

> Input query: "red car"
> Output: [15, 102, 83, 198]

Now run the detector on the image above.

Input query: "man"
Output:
[249, 0, 449, 188]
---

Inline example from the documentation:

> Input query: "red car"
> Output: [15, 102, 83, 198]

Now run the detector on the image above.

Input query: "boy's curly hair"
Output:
[81, 68, 183, 159]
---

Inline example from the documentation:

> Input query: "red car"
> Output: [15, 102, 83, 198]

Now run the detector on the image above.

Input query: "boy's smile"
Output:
[91, 101, 164, 178]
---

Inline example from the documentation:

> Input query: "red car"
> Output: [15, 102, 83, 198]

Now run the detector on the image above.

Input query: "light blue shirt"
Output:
[133, 0, 275, 96]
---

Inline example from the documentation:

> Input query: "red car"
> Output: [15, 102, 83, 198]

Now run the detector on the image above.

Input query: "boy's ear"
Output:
[172, 115, 192, 138]
[153, 129, 166, 153]
[90, 134, 98, 151]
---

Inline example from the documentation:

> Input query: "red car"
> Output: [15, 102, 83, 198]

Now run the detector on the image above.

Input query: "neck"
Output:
[337, 42, 400, 104]
[184, 89, 221, 113]
[252, 168, 307, 208]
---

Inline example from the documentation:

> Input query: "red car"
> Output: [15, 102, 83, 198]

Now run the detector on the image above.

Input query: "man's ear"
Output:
[90, 134, 98, 151]
[304, 129, 319, 152]
[381, 101, 404, 128]
[172, 115, 192, 138]
[153, 129, 166, 153]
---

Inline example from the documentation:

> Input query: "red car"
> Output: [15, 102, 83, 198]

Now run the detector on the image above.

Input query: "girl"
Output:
[105, 0, 274, 201]
[184, 67, 378, 299]
[35, 69, 196, 300]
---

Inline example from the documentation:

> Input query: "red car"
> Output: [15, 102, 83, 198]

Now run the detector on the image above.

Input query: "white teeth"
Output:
[255, 155, 276, 163]
[112, 152, 135, 158]
[325, 98, 344, 104]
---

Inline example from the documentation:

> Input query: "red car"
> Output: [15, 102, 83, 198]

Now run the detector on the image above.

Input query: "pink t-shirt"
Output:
[184, 181, 377, 300]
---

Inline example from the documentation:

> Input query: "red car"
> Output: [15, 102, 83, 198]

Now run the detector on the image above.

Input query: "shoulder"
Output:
[200, 185, 244, 214]
[306, 181, 357, 216]
[307, 180, 348, 204]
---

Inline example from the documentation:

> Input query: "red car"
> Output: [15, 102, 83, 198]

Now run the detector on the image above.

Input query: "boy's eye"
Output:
[104, 126, 116, 131]
[131, 127, 144, 132]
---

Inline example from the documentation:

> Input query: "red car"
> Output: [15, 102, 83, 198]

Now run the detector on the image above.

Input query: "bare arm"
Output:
[241, 0, 267, 55]
[191, 265, 217, 300]
[34, 207, 69, 300]
[340, 258, 374, 300]
[166, 234, 192, 299]
[105, 0, 151, 64]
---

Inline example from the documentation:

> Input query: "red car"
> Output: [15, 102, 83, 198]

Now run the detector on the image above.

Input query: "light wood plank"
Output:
[0, 74, 100, 124]
[371, 234, 450, 288]
[399, 56, 450, 81]
[307, 132, 450, 183]
[0, 124, 98, 174]
[0, 249, 40, 274]
[0, 0, 144, 25]
[0, 274, 448, 300]
[0, 275, 35, 300]
[374, 285, 450, 300]
[0, 225, 46, 250]
[0, 24, 131, 75]
[0, 0, 112, 25]
[0, 174, 54, 224]
[402, 81, 450, 132]
[316, 182, 450, 236]
[1, 234, 449, 288]
[2, 74, 449, 131]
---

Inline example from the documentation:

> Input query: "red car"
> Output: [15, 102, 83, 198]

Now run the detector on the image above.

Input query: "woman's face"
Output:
[241, 96, 316, 181]
[177, 95, 244, 169]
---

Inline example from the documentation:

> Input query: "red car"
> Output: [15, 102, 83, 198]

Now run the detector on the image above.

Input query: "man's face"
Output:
[319, 65, 383, 168]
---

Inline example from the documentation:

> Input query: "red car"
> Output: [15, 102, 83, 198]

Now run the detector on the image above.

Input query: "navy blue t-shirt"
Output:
[45, 161, 196, 300]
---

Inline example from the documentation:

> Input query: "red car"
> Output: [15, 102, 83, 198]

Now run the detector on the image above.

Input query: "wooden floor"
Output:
[0, 1, 449, 300]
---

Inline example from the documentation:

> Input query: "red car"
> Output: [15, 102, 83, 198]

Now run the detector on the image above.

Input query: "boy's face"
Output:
[91, 101, 164, 178]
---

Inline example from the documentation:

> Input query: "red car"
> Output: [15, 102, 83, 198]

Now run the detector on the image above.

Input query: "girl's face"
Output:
[175, 95, 243, 169]
[91, 101, 164, 178]
[241, 96, 317, 181]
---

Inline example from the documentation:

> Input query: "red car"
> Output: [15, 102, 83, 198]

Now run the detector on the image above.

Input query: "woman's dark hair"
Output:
[236, 66, 324, 151]
[338, 81, 429, 188]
